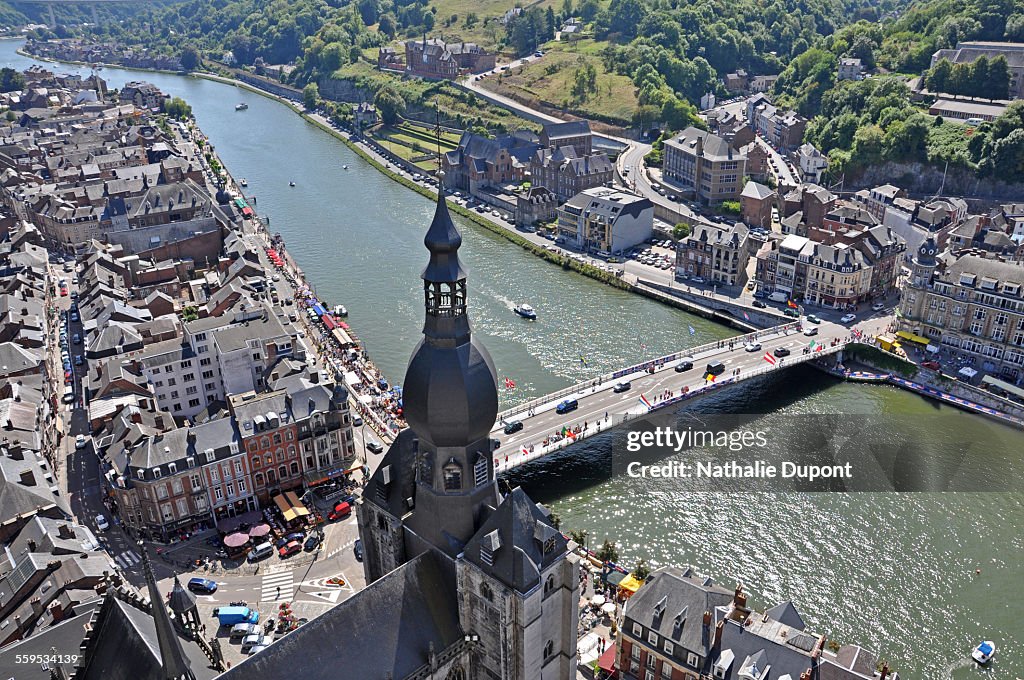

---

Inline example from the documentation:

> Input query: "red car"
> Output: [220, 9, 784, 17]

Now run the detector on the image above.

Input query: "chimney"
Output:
[702, 610, 712, 627]
[131, 410, 142, 424]
[28, 538, 38, 551]
[19, 469, 35, 486]
[57, 524, 75, 539]
[50, 601, 65, 623]
[880, 663, 890, 680]
[733, 583, 747, 609]
[155, 414, 165, 430]
[30, 597, 43, 615]
[713, 620, 723, 648]
[187, 429, 197, 445]
[695, 135, 704, 157]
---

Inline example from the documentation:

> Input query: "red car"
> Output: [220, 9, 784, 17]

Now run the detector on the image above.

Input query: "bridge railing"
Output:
[497, 321, 802, 422]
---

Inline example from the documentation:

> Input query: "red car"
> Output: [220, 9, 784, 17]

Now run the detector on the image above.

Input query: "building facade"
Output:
[557, 187, 654, 254]
[676, 221, 750, 286]
[663, 128, 746, 205]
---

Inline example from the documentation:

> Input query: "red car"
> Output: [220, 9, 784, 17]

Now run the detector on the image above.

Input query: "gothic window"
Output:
[543, 574, 555, 596]
[446, 667, 466, 680]
[378, 514, 389, 531]
[443, 458, 462, 491]
[544, 640, 554, 660]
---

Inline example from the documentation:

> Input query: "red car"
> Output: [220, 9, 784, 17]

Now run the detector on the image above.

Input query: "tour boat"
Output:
[334, 305, 348, 318]
[972, 641, 996, 665]
[289, 181, 296, 187]
[235, 103, 248, 111]
[514, 303, 537, 320]
[239, 178, 248, 187]
[343, 164, 349, 170]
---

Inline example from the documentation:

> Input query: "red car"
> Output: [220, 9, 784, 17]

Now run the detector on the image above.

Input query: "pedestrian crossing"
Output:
[113, 549, 141, 569]
[260, 571, 293, 602]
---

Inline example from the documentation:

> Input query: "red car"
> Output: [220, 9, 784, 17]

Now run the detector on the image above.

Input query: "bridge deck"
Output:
[492, 320, 849, 472]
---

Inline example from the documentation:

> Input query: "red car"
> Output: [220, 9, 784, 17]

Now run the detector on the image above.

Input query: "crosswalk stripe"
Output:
[260, 572, 293, 601]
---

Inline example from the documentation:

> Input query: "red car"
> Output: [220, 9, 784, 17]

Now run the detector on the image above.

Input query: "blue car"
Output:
[187, 577, 218, 594]
[555, 399, 579, 414]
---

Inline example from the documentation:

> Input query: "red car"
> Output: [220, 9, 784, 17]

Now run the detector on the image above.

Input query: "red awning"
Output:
[267, 249, 279, 258]
[598, 644, 617, 675]
[321, 314, 336, 330]
[242, 206, 254, 217]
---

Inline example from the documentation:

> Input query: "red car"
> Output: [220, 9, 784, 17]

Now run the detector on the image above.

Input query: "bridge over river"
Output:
[490, 319, 851, 472]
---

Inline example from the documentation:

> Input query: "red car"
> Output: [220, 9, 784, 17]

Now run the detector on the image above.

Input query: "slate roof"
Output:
[461, 486, 567, 594]
[217, 551, 463, 680]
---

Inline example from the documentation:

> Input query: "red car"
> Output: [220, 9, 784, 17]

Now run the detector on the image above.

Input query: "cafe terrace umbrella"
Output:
[248, 524, 271, 538]
[223, 533, 250, 548]
[590, 594, 606, 606]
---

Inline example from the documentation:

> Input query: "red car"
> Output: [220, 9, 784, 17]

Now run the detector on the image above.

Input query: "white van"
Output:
[62, 385, 75, 404]
[247, 542, 274, 562]
[768, 291, 790, 304]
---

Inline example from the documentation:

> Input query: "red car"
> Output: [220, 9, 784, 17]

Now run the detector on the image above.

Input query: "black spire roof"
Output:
[140, 543, 196, 680]
[422, 190, 466, 283]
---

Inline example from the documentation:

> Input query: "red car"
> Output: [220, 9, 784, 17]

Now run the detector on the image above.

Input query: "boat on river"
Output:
[972, 641, 996, 665]
[289, 181, 295, 187]
[514, 303, 537, 320]
[239, 178, 248, 187]
[235, 103, 248, 111]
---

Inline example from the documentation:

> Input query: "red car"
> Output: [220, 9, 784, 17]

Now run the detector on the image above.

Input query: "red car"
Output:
[278, 540, 301, 558]
[59, 288, 68, 297]
[922, 360, 941, 371]
[327, 501, 351, 521]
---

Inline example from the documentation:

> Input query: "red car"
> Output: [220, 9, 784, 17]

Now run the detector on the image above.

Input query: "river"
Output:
[7, 41, 1022, 677]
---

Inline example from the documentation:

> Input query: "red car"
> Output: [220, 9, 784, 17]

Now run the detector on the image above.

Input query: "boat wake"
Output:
[942, 657, 975, 679]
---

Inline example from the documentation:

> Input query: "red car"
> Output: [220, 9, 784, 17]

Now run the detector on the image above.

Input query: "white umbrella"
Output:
[590, 594, 606, 606]
[601, 602, 617, 614]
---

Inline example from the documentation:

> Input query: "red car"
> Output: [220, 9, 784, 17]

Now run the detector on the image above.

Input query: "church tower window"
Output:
[443, 458, 463, 490]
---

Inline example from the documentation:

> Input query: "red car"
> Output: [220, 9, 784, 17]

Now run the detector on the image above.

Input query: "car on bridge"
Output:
[841, 313, 857, 323]
[773, 347, 791, 357]
[806, 314, 821, 324]
[613, 381, 632, 393]
[783, 308, 800, 318]
[674, 358, 694, 372]
[187, 578, 218, 594]
[503, 420, 524, 435]
[804, 327, 819, 336]
[872, 302, 885, 312]
[555, 398, 579, 414]
[366, 440, 384, 454]
[744, 342, 762, 352]
[752, 299, 767, 308]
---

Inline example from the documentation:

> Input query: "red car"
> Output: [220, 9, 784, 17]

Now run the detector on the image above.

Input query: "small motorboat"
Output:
[239, 178, 248, 187]
[972, 640, 996, 665]
[334, 305, 348, 317]
[343, 164, 349, 170]
[289, 181, 296, 187]
[514, 303, 537, 320]
[235, 103, 248, 111]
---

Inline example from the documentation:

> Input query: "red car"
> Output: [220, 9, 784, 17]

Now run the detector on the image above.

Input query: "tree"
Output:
[548, 512, 561, 530]
[164, 97, 192, 119]
[569, 529, 589, 549]
[303, 82, 320, 110]
[180, 45, 200, 70]
[987, 56, 1011, 100]
[925, 58, 952, 94]
[990, 127, 1024, 177]
[0, 67, 25, 93]
[374, 85, 406, 124]
[595, 540, 618, 563]
[378, 13, 397, 37]
[596, 0, 645, 39]
[672, 222, 690, 240]
[632, 559, 650, 581]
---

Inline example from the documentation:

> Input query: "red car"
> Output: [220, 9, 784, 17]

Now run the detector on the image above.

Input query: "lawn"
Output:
[479, 38, 637, 127]
[424, 0, 564, 49]
[371, 124, 461, 171]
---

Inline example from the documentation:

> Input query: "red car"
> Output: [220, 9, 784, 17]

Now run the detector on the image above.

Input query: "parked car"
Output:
[95, 514, 109, 531]
[284, 531, 305, 543]
[187, 577, 218, 594]
[503, 420, 524, 435]
[613, 381, 631, 393]
[278, 540, 302, 558]
[352, 415, 363, 426]
[353, 538, 363, 562]
[872, 302, 885, 312]
[674, 358, 694, 372]
[366, 440, 384, 454]
[75, 434, 87, 449]
[230, 622, 260, 640]
[241, 633, 269, 653]
[783, 308, 800, 318]
[840, 313, 857, 323]
[303, 533, 322, 551]
[922, 360, 941, 370]
[74, 355, 83, 365]
[773, 347, 791, 357]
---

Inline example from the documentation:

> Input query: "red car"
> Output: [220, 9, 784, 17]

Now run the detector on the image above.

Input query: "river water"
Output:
[8, 42, 1022, 677]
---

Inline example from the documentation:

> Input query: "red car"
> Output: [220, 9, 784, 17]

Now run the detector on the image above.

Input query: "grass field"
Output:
[479, 38, 637, 126]
[370, 123, 461, 171]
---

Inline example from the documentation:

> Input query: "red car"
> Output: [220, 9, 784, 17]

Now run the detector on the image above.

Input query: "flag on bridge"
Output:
[639, 393, 653, 410]
[705, 373, 717, 382]
[521, 446, 529, 456]
[688, 325, 696, 336]
[787, 300, 799, 309]
[763, 352, 777, 366]
[743, 311, 750, 321]
[503, 376, 516, 390]
[808, 340, 818, 351]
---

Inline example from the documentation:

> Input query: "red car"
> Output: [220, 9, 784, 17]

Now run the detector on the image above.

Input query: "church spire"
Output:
[421, 180, 470, 347]
[139, 541, 196, 680]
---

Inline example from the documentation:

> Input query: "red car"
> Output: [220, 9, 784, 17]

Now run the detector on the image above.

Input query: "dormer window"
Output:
[443, 458, 462, 491]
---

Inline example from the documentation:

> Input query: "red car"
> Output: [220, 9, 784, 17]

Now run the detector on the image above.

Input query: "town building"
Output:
[930, 41, 1024, 99]
[219, 192, 580, 680]
[528, 145, 613, 201]
[795, 143, 829, 184]
[900, 240, 1024, 381]
[746, 95, 807, 150]
[617, 567, 733, 679]
[838, 57, 863, 81]
[515, 185, 559, 227]
[755, 234, 874, 309]
[441, 131, 538, 194]
[675, 220, 750, 286]
[724, 70, 748, 93]
[882, 196, 969, 253]
[927, 98, 1008, 122]
[663, 127, 746, 205]
[539, 120, 593, 156]
[854, 184, 907, 221]
[403, 37, 496, 79]
[780, 184, 837, 230]
[351, 101, 378, 128]
[119, 81, 167, 111]
[557, 186, 654, 254]
[740, 181, 776, 229]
